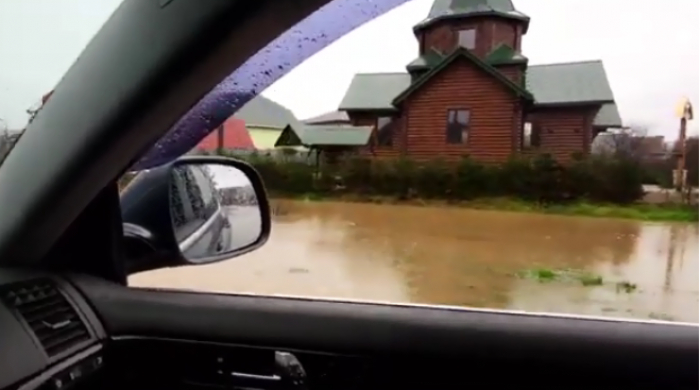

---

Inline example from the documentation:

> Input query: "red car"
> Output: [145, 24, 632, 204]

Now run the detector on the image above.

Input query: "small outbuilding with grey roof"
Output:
[275, 124, 374, 165]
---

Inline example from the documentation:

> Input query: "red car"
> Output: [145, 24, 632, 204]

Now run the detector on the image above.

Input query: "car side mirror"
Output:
[119, 156, 271, 274]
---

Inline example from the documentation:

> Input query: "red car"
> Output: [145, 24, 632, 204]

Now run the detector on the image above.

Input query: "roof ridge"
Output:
[355, 72, 407, 76]
[305, 125, 372, 129]
[529, 59, 603, 68]
[302, 109, 340, 116]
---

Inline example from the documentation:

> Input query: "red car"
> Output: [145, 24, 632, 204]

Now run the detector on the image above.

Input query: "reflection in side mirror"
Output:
[120, 156, 270, 274]
[169, 163, 262, 263]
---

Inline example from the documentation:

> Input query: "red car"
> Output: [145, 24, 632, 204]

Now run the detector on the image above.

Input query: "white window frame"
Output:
[523, 122, 533, 148]
[458, 28, 476, 49]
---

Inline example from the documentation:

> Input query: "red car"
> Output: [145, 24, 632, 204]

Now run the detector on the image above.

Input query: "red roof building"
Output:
[41, 90, 54, 104]
[196, 117, 256, 151]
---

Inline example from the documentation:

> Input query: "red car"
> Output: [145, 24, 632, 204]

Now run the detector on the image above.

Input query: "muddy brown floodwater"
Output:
[131, 200, 699, 323]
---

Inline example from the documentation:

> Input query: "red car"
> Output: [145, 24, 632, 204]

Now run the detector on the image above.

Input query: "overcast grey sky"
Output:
[1, 0, 698, 137]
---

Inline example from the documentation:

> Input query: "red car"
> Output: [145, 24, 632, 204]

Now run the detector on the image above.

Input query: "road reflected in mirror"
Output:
[169, 163, 262, 263]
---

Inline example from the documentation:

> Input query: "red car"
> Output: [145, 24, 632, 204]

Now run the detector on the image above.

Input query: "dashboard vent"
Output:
[1, 279, 90, 357]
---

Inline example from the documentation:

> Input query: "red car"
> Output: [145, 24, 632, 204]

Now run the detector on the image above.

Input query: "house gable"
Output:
[274, 126, 303, 147]
[392, 47, 533, 106]
[402, 57, 524, 162]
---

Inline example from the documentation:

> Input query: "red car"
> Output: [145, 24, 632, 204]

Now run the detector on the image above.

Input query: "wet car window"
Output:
[129, 0, 699, 324]
[2, 0, 698, 323]
[189, 166, 218, 218]
[1, 0, 124, 163]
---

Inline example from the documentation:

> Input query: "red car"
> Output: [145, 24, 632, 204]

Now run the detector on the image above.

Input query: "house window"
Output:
[523, 122, 542, 148]
[458, 28, 476, 49]
[446, 109, 470, 144]
[376, 117, 393, 147]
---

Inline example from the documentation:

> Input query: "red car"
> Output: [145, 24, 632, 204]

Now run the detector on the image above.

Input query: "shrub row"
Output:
[239, 153, 646, 205]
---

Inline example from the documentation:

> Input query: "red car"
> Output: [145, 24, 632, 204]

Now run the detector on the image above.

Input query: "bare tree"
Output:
[591, 124, 654, 160]
[686, 136, 698, 187]
[679, 136, 698, 204]
[0, 119, 17, 162]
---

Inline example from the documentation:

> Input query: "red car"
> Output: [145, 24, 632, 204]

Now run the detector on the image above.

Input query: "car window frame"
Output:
[0, 0, 407, 269]
[171, 166, 208, 243]
[189, 166, 218, 219]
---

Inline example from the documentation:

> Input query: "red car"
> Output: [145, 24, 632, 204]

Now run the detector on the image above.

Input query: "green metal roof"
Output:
[338, 58, 618, 112]
[302, 110, 350, 124]
[414, 0, 530, 33]
[593, 103, 623, 128]
[485, 43, 528, 66]
[338, 73, 409, 111]
[406, 49, 445, 71]
[526, 60, 615, 105]
[274, 124, 373, 147]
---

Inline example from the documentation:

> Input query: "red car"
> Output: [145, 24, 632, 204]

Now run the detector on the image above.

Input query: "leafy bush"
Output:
[242, 153, 646, 205]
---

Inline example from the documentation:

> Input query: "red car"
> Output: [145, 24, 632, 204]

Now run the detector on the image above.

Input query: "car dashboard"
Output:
[0, 273, 105, 390]
[0, 271, 365, 390]
[1, 269, 698, 390]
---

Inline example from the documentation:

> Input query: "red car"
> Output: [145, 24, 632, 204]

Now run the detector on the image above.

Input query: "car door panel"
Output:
[69, 274, 698, 388]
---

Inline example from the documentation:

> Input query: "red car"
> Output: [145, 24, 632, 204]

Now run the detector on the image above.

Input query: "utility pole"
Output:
[676, 116, 687, 191]
[674, 98, 693, 192]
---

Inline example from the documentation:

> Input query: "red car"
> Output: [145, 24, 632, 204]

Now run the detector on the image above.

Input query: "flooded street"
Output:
[131, 201, 699, 323]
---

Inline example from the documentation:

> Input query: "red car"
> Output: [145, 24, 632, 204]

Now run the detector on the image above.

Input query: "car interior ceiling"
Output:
[0, 1, 697, 390]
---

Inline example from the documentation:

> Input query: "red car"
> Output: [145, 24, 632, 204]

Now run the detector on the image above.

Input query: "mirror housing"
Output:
[119, 156, 271, 275]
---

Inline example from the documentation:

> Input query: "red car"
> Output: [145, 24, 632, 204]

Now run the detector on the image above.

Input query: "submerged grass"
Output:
[273, 194, 697, 222]
[517, 266, 637, 292]
[518, 267, 603, 287]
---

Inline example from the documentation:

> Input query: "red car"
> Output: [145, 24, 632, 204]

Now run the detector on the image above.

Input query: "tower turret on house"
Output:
[414, 0, 529, 58]
[408, 0, 530, 84]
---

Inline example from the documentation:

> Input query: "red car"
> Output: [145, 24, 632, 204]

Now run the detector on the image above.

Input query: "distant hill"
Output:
[235, 95, 302, 129]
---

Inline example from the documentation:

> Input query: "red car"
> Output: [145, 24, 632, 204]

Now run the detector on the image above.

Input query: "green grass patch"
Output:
[516, 267, 639, 292]
[517, 267, 604, 286]
[454, 198, 697, 222]
[270, 194, 697, 222]
[542, 201, 697, 222]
